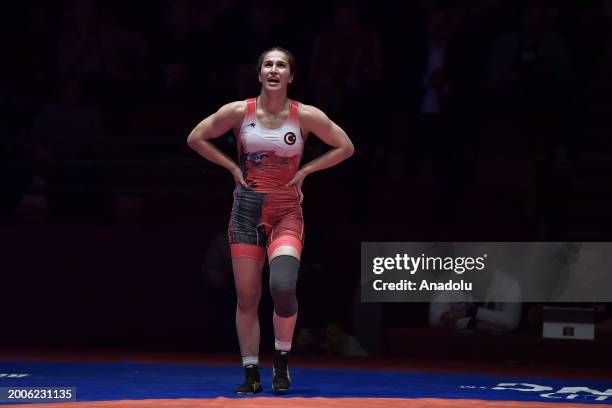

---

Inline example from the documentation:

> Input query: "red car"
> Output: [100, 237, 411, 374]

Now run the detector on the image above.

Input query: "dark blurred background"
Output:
[1, 0, 612, 366]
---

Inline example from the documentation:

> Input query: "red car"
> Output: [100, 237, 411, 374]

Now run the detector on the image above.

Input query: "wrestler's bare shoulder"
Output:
[297, 103, 330, 131]
[217, 100, 247, 121]
[297, 103, 324, 120]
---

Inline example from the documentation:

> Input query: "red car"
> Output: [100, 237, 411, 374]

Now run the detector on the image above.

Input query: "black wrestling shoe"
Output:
[235, 364, 262, 394]
[272, 350, 291, 394]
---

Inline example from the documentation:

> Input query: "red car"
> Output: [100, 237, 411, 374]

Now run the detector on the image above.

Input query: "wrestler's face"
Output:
[258, 50, 293, 91]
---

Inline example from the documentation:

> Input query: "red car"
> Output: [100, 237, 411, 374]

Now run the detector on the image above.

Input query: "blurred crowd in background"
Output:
[3, 0, 612, 237]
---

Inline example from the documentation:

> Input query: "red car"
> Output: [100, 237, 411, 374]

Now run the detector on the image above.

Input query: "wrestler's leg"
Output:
[232, 251, 265, 361]
[228, 186, 268, 393]
[265, 188, 303, 393]
[268, 239, 301, 393]
[232, 248, 265, 394]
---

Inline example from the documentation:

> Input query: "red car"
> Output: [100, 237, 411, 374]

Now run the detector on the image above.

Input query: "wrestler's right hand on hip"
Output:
[231, 166, 248, 187]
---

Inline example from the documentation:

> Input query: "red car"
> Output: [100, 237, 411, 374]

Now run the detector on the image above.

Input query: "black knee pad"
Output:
[269, 255, 299, 317]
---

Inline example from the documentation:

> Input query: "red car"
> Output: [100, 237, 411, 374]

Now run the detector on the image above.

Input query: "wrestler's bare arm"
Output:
[187, 101, 247, 185]
[297, 104, 354, 176]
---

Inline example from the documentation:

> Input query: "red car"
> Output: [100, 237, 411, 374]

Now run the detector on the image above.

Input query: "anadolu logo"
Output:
[284, 132, 296, 145]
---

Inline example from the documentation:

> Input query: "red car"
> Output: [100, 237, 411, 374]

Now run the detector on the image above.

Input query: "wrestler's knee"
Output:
[236, 287, 261, 312]
[269, 255, 299, 317]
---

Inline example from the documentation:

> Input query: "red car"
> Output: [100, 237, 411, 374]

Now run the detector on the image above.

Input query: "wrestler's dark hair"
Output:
[256, 47, 296, 75]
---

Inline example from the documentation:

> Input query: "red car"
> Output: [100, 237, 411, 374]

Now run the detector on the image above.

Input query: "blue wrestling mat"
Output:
[0, 361, 611, 404]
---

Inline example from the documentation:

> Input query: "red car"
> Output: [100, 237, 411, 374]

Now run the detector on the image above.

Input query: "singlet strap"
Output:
[246, 98, 257, 121]
[289, 100, 300, 122]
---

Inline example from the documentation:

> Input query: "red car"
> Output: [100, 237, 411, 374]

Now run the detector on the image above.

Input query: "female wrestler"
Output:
[187, 47, 353, 394]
